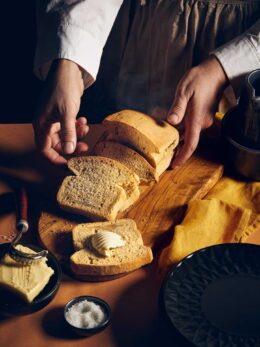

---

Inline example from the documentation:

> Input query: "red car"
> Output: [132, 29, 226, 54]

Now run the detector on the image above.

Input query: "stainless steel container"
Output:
[222, 106, 260, 181]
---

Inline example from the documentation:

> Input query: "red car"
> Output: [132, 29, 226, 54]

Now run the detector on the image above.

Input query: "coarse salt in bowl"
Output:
[64, 296, 111, 336]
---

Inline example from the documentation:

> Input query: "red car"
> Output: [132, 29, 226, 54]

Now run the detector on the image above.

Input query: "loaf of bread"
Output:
[93, 141, 158, 184]
[57, 156, 140, 221]
[70, 219, 153, 276]
[103, 109, 179, 175]
[57, 110, 179, 222]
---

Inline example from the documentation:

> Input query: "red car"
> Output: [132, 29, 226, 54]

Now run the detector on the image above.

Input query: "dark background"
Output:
[0, 1, 104, 125]
[0, 1, 42, 123]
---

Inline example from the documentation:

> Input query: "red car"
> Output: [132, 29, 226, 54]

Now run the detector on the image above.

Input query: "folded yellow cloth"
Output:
[206, 177, 260, 213]
[159, 177, 260, 272]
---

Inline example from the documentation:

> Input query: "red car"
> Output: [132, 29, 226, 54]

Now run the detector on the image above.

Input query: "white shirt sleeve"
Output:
[34, 0, 123, 88]
[213, 19, 260, 96]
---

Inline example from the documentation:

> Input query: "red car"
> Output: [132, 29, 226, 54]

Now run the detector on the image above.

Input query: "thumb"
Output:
[167, 89, 189, 125]
[60, 112, 77, 154]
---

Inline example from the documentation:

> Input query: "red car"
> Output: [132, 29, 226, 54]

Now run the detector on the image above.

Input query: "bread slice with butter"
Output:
[103, 110, 179, 176]
[70, 219, 153, 276]
[57, 156, 140, 221]
[93, 141, 158, 184]
[72, 219, 143, 250]
[0, 245, 54, 303]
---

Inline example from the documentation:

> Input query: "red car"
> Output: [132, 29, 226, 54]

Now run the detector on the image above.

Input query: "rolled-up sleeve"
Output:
[34, 0, 123, 88]
[213, 19, 260, 95]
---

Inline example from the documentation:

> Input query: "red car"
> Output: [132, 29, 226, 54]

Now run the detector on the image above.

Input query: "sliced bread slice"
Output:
[103, 109, 179, 172]
[67, 155, 140, 195]
[57, 176, 127, 221]
[70, 219, 153, 276]
[154, 143, 177, 176]
[72, 219, 143, 250]
[70, 245, 153, 276]
[57, 156, 140, 221]
[93, 141, 158, 184]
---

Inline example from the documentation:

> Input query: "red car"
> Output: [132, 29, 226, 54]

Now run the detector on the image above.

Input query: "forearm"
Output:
[34, 0, 123, 88]
[213, 19, 260, 96]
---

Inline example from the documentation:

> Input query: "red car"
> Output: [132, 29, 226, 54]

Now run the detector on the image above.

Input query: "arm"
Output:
[168, 19, 260, 168]
[33, 0, 123, 165]
[213, 19, 260, 96]
[35, 0, 123, 88]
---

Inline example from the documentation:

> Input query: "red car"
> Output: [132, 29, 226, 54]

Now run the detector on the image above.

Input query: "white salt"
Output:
[65, 299, 106, 329]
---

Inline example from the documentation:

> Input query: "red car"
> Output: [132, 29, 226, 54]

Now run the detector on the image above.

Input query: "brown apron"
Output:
[82, 0, 260, 123]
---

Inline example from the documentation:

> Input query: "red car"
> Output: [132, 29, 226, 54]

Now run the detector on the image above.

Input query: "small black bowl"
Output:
[64, 296, 111, 337]
[0, 243, 61, 316]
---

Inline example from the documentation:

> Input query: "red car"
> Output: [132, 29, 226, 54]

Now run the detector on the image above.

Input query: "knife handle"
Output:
[15, 187, 29, 235]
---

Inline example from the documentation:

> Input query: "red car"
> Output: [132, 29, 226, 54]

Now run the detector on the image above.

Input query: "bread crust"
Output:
[57, 157, 140, 221]
[103, 110, 179, 168]
[68, 155, 140, 185]
[70, 247, 153, 275]
[93, 141, 158, 183]
[72, 219, 143, 249]
[70, 219, 153, 276]
[103, 109, 179, 153]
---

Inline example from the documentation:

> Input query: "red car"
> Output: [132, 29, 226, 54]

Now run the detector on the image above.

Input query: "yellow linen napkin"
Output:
[159, 177, 260, 273]
[206, 177, 260, 213]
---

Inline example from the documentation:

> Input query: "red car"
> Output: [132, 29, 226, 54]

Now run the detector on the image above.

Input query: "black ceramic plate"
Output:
[0, 243, 61, 316]
[162, 243, 260, 347]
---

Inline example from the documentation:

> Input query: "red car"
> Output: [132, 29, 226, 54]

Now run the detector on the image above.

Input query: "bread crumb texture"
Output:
[70, 219, 153, 276]
[57, 156, 140, 221]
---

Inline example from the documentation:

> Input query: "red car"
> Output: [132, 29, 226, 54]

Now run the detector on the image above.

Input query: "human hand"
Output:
[167, 56, 228, 168]
[33, 59, 89, 165]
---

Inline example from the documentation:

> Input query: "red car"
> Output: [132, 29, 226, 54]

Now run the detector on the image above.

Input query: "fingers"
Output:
[167, 83, 197, 167]
[76, 117, 89, 139]
[33, 59, 85, 164]
[34, 116, 89, 164]
[37, 131, 67, 165]
[167, 88, 190, 126]
[48, 117, 89, 140]
[60, 112, 77, 154]
[76, 117, 87, 126]
[171, 116, 201, 168]
[60, 115, 89, 154]
[41, 147, 68, 165]
[167, 60, 226, 169]
[75, 141, 89, 155]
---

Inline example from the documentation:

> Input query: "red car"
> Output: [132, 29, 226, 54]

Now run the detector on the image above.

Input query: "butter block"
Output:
[0, 245, 54, 303]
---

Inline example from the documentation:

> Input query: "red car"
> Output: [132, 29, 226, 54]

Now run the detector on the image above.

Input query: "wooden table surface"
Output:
[0, 124, 259, 347]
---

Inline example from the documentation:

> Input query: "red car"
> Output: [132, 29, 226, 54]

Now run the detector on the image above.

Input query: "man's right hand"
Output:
[33, 59, 89, 165]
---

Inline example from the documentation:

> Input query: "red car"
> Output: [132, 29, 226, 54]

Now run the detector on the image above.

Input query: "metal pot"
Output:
[222, 106, 260, 181]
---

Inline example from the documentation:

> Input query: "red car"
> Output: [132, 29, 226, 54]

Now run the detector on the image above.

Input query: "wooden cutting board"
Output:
[38, 135, 224, 262]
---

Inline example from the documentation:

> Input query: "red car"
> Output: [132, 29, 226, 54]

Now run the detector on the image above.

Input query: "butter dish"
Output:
[0, 243, 61, 316]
